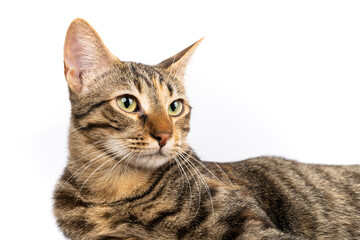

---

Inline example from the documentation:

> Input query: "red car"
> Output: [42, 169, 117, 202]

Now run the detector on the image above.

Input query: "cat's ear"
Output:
[64, 18, 119, 95]
[155, 37, 204, 79]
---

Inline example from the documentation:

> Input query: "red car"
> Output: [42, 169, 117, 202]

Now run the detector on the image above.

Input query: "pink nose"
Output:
[152, 132, 171, 147]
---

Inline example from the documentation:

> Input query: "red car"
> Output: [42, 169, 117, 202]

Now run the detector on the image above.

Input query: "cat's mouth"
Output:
[131, 148, 172, 169]
[141, 149, 168, 158]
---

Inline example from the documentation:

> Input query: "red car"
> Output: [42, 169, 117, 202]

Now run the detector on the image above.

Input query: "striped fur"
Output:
[53, 19, 360, 240]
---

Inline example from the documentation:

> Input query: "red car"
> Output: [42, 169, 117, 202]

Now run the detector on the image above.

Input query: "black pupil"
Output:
[171, 102, 178, 111]
[122, 97, 132, 108]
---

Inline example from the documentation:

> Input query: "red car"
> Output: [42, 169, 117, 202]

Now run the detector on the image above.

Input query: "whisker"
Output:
[177, 151, 202, 217]
[175, 154, 195, 209]
[73, 151, 109, 183]
[123, 150, 137, 174]
[79, 156, 114, 193]
[73, 143, 129, 186]
[69, 125, 86, 133]
[63, 149, 104, 185]
[66, 140, 105, 166]
[173, 156, 185, 197]
[178, 150, 213, 219]
[133, 149, 143, 168]
[178, 145, 234, 191]
[105, 150, 133, 180]
[67, 148, 104, 167]
[212, 161, 234, 187]
[73, 153, 112, 203]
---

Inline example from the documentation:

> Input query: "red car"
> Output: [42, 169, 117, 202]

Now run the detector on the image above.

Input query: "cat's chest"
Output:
[85, 197, 188, 238]
[84, 182, 255, 239]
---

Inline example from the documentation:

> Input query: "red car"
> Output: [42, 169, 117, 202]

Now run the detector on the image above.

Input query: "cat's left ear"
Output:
[155, 37, 204, 79]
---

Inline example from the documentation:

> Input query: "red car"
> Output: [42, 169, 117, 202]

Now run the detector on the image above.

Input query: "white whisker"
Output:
[177, 152, 202, 217]
[178, 145, 234, 191]
[175, 154, 195, 209]
[212, 161, 234, 187]
[178, 150, 213, 219]
[69, 125, 86, 133]
[105, 150, 133, 180]
[79, 156, 114, 193]
[123, 150, 136, 174]
[173, 156, 185, 197]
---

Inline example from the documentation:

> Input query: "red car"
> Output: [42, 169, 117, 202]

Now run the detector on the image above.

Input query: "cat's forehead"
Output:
[105, 62, 186, 100]
[125, 62, 185, 96]
[71, 62, 186, 115]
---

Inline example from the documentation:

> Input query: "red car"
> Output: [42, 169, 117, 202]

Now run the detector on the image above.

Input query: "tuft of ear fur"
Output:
[64, 18, 119, 95]
[155, 37, 204, 80]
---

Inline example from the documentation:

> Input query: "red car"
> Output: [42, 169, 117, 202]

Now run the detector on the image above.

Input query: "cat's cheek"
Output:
[172, 130, 186, 148]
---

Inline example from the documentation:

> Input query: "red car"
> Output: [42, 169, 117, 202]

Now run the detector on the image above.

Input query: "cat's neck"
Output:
[89, 164, 155, 203]
[68, 148, 156, 203]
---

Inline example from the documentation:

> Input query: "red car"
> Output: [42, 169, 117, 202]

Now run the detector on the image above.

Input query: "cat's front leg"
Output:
[237, 228, 303, 240]
[96, 236, 141, 240]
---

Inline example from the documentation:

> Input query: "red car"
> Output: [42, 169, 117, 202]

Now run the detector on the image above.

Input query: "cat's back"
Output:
[225, 157, 360, 238]
[233, 156, 360, 186]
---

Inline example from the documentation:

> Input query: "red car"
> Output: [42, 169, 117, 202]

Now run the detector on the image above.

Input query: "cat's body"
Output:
[53, 19, 360, 240]
[55, 155, 360, 240]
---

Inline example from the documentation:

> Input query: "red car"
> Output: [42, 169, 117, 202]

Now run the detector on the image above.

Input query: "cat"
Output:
[53, 18, 360, 240]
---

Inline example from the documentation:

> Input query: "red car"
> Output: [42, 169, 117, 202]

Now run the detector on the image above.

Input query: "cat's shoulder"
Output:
[234, 156, 302, 168]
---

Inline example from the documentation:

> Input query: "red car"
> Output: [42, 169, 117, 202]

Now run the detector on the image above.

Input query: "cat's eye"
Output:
[116, 95, 138, 113]
[168, 100, 183, 117]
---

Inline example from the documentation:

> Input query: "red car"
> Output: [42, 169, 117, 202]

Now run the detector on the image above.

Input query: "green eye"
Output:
[116, 95, 138, 112]
[168, 100, 183, 116]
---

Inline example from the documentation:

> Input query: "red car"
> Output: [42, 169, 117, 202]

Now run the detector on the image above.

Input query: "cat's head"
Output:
[64, 18, 202, 169]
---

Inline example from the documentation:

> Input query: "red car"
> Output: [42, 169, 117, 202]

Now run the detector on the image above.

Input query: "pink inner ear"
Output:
[65, 31, 110, 77]
[64, 32, 94, 93]
[68, 34, 88, 74]
[63, 36, 86, 93]
[63, 19, 118, 94]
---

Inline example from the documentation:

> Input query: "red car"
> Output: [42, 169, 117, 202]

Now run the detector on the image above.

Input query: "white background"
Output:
[1, 0, 359, 239]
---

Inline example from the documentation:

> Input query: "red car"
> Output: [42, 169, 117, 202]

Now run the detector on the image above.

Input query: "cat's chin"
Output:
[133, 150, 172, 169]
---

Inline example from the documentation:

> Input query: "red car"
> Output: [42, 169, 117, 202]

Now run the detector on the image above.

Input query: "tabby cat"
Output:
[53, 19, 360, 240]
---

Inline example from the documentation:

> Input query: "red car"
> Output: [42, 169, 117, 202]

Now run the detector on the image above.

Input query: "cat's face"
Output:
[71, 62, 191, 169]
[64, 19, 202, 169]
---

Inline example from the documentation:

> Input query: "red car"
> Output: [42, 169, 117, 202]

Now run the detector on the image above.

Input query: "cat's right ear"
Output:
[64, 18, 119, 95]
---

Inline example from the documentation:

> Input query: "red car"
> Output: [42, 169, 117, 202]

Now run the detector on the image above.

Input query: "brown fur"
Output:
[53, 19, 360, 240]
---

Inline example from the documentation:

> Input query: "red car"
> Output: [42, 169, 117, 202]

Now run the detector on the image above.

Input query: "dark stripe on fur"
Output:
[73, 100, 107, 119]
[60, 168, 81, 190]
[130, 63, 153, 88]
[270, 162, 319, 235]
[153, 68, 165, 84]
[176, 186, 217, 240]
[96, 237, 122, 240]
[54, 188, 89, 209]
[80, 123, 124, 131]
[133, 185, 167, 208]
[57, 216, 96, 238]
[101, 112, 123, 125]
[167, 83, 173, 96]
[144, 184, 187, 230]
[177, 203, 210, 239]
[146, 208, 180, 230]
[133, 77, 142, 93]
[240, 164, 301, 233]
[109, 213, 146, 230]
[221, 207, 269, 239]
[315, 167, 360, 210]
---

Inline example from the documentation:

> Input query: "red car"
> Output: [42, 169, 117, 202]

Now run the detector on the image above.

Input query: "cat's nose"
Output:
[152, 132, 171, 148]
